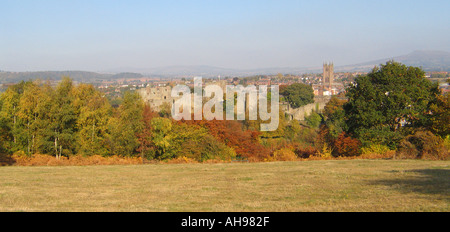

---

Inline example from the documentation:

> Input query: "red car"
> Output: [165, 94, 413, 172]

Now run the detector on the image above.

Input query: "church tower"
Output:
[323, 62, 334, 94]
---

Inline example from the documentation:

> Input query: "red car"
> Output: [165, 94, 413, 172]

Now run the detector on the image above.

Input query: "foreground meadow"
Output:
[0, 160, 448, 212]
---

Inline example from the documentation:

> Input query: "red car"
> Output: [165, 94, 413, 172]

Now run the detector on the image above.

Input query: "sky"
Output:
[1, 0, 450, 72]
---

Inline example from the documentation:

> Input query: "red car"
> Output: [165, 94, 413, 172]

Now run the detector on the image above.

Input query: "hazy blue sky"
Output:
[1, 0, 449, 71]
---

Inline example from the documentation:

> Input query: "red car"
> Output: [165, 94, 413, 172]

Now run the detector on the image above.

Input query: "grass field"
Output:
[0, 160, 448, 212]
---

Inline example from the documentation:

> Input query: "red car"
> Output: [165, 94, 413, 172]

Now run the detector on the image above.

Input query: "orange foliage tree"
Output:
[188, 119, 270, 161]
[333, 132, 362, 157]
[136, 105, 158, 159]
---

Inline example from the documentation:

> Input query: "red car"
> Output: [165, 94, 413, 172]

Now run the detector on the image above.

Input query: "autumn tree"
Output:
[73, 84, 112, 156]
[192, 119, 270, 160]
[0, 79, 78, 157]
[0, 97, 5, 152]
[312, 96, 348, 156]
[0, 81, 28, 152]
[137, 104, 158, 159]
[32, 82, 59, 155]
[333, 132, 362, 157]
[17, 81, 45, 155]
[149, 117, 173, 159]
[428, 94, 449, 138]
[324, 97, 347, 137]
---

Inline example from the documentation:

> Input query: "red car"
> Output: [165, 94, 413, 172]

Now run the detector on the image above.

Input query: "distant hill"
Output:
[145, 65, 240, 77]
[336, 50, 450, 72]
[1, 50, 449, 83]
[141, 50, 450, 75]
[0, 71, 142, 84]
[139, 65, 316, 77]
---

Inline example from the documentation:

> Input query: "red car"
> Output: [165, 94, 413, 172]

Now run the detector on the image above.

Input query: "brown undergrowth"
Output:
[1, 148, 447, 167]
[7, 153, 142, 166]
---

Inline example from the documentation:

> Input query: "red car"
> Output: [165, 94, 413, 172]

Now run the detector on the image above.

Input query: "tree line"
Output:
[0, 77, 269, 161]
[0, 61, 448, 162]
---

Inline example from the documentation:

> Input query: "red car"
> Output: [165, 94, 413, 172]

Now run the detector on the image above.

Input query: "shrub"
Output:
[0, 153, 14, 166]
[360, 144, 395, 159]
[272, 148, 298, 161]
[444, 135, 450, 150]
[317, 143, 333, 159]
[179, 134, 236, 162]
[360, 151, 395, 159]
[12, 154, 68, 166]
[333, 132, 362, 157]
[361, 144, 392, 155]
[293, 145, 318, 159]
[167, 156, 198, 164]
[10, 154, 143, 166]
[396, 130, 449, 160]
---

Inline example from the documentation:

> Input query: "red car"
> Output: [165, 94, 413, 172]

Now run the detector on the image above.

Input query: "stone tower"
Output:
[323, 62, 334, 93]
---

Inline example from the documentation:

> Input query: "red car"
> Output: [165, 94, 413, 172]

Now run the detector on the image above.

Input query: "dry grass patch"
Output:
[0, 160, 448, 212]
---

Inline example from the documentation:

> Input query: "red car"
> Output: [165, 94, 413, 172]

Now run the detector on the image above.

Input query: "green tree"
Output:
[281, 83, 314, 108]
[49, 77, 77, 158]
[344, 61, 440, 148]
[305, 111, 322, 128]
[107, 91, 143, 156]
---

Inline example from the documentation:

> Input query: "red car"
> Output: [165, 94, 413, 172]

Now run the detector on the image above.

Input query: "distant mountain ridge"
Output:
[1, 50, 449, 83]
[0, 71, 143, 84]
[129, 50, 450, 75]
[139, 65, 313, 77]
[336, 50, 450, 72]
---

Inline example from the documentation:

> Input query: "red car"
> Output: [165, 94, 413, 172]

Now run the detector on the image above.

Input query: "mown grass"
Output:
[0, 160, 448, 212]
